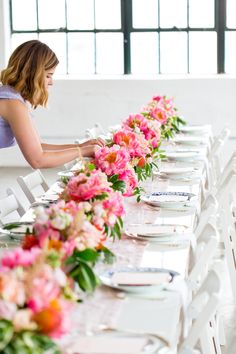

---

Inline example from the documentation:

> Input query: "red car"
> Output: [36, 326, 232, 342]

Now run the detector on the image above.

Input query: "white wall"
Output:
[1, 75, 236, 166]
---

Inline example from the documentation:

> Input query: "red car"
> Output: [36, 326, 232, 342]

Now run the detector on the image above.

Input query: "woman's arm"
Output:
[41, 138, 104, 151]
[3, 100, 99, 168]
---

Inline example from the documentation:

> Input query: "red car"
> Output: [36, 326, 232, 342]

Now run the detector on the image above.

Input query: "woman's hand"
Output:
[80, 143, 101, 158]
[79, 138, 105, 148]
[78, 138, 105, 158]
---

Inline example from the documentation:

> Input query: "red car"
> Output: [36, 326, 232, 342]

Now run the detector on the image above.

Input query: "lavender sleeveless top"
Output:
[0, 85, 25, 148]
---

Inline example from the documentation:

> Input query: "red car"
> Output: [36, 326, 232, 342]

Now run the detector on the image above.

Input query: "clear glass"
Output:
[159, 0, 187, 28]
[68, 33, 95, 74]
[96, 33, 124, 74]
[11, 0, 37, 30]
[38, 0, 65, 29]
[132, 0, 158, 28]
[67, 0, 94, 29]
[227, 0, 236, 28]
[11, 33, 38, 52]
[95, 0, 121, 29]
[189, 0, 214, 28]
[131, 32, 159, 74]
[160, 32, 187, 73]
[225, 31, 236, 73]
[189, 31, 217, 73]
[39, 33, 67, 74]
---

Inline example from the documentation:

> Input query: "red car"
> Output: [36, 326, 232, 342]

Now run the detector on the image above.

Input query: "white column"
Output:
[0, 0, 11, 70]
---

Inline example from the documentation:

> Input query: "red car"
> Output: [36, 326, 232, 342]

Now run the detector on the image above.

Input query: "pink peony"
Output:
[113, 130, 151, 158]
[1, 247, 41, 269]
[66, 170, 111, 201]
[123, 113, 149, 133]
[118, 168, 138, 196]
[102, 191, 125, 226]
[95, 145, 130, 176]
[149, 106, 168, 125]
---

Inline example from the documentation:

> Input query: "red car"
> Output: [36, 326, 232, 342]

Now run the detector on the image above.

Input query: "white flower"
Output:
[34, 207, 49, 223]
[53, 268, 67, 287]
[51, 212, 72, 230]
[13, 309, 37, 332]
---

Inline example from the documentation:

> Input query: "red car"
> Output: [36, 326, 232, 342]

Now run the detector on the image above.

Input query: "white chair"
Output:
[0, 188, 25, 225]
[85, 123, 105, 139]
[17, 169, 49, 204]
[178, 267, 222, 354]
[219, 193, 236, 306]
[206, 128, 231, 190]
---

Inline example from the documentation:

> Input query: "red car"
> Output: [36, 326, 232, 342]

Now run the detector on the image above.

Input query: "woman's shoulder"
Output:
[0, 85, 24, 102]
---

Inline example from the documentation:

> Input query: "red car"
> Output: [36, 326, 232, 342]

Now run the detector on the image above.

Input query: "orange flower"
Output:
[33, 300, 61, 334]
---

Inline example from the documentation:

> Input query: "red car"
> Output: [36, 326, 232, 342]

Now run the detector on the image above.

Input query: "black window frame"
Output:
[9, 0, 230, 74]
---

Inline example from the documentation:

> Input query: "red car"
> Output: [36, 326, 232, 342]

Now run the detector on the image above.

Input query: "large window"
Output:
[9, 0, 236, 75]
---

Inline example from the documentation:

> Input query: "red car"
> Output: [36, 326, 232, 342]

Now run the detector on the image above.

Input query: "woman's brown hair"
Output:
[0, 40, 59, 108]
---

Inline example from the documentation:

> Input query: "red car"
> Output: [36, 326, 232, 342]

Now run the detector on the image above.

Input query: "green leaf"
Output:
[67, 248, 99, 265]
[99, 246, 116, 264]
[87, 163, 96, 171]
[0, 320, 14, 351]
[73, 262, 98, 292]
[2, 222, 23, 231]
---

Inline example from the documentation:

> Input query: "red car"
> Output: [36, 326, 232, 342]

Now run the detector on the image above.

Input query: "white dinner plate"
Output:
[99, 267, 178, 293]
[164, 151, 203, 161]
[140, 191, 197, 208]
[66, 332, 165, 354]
[172, 135, 208, 145]
[157, 166, 197, 176]
[180, 124, 211, 134]
[125, 223, 188, 238]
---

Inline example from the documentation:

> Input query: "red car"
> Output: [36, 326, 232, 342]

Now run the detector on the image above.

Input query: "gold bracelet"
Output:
[76, 146, 82, 160]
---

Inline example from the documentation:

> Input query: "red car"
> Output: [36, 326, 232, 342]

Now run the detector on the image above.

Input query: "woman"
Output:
[0, 40, 103, 168]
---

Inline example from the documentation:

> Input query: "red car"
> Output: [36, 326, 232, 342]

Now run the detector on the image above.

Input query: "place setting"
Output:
[140, 191, 197, 209]
[62, 331, 167, 354]
[152, 165, 201, 182]
[0, 221, 34, 241]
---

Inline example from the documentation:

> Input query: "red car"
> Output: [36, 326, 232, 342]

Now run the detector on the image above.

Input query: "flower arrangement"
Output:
[0, 247, 76, 353]
[94, 144, 139, 195]
[21, 166, 124, 293]
[142, 95, 186, 140]
[60, 166, 125, 239]
[0, 92, 187, 352]
[21, 197, 119, 293]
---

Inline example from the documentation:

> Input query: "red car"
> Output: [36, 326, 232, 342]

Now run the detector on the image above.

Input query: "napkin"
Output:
[126, 224, 187, 237]
[149, 194, 189, 202]
[66, 336, 148, 354]
[112, 271, 171, 286]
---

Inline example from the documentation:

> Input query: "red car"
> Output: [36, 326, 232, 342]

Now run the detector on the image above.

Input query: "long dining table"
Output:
[0, 127, 212, 354]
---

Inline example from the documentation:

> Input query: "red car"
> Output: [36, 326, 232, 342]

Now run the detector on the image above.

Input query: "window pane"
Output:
[95, 0, 121, 29]
[131, 32, 159, 74]
[39, 33, 67, 74]
[160, 32, 187, 73]
[38, 0, 65, 29]
[160, 0, 187, 28]
[67, 0, 94, 29]
[132, 0, 158, 29]
[227, 0, 236, 28]
[189, 32, 217, 73]
[225, 31, 236, 73]
[68, 33, 95, 74]
[96, 33, 123, 74]
[11, 0, 37, 30]
[189, 0, 214, 28]
[11, 34, 38, 52]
